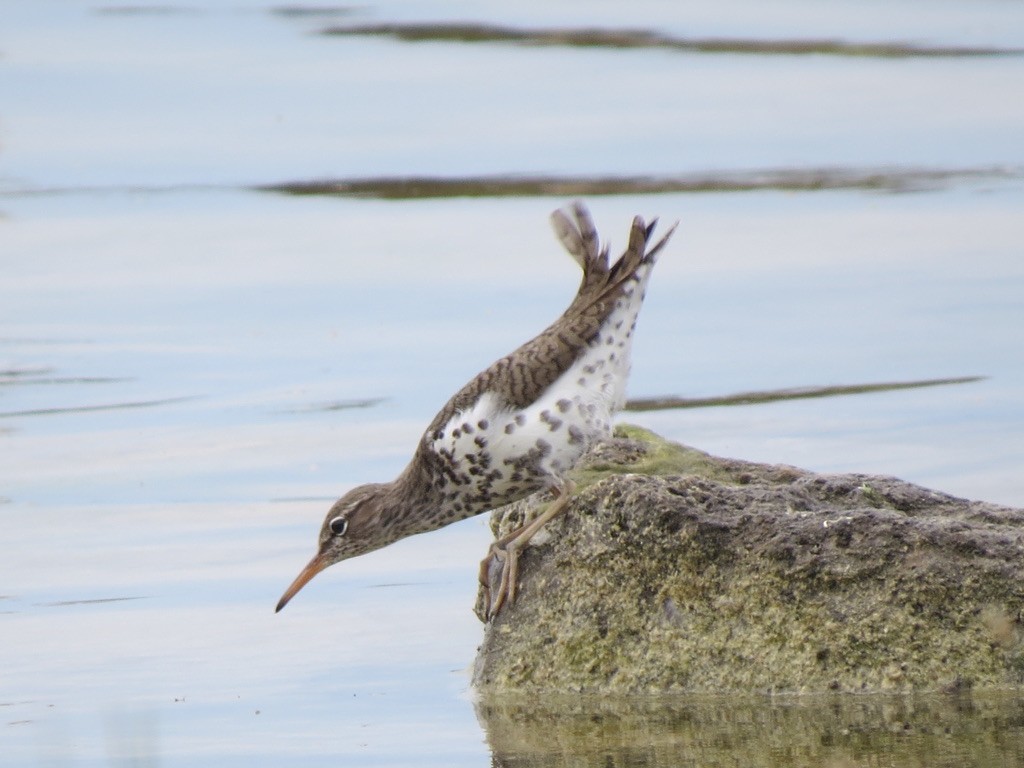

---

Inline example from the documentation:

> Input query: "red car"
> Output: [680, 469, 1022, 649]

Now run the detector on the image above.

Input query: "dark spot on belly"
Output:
[540, 410, 563, 431]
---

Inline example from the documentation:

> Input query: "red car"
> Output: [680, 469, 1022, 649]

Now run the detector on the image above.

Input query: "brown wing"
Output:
[421, 202, 676, 441]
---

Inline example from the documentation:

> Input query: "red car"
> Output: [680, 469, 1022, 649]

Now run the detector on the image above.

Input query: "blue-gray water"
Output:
[3, 1, 1024, 765]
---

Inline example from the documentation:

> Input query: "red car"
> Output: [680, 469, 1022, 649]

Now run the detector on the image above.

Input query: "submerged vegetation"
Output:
[323, 21, 1024, 59]
[624, 376, 986, 411]
[260, 166, 1017, 200]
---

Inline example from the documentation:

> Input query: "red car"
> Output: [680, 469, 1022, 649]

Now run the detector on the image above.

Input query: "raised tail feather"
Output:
[417, 203, 677, 427]
[551, 201, 678, 308]
[551, 203, 602, 268]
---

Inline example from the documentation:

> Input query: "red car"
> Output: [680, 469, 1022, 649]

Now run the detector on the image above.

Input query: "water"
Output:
[3, 1, 1024, 765]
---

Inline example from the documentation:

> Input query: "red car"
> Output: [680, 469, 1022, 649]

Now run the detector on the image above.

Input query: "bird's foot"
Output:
[477, 479, 575, 621]
[478, 542, 520, 620]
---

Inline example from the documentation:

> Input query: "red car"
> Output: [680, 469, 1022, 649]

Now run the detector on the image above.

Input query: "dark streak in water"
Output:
[0, 367, 55, 378]
[624, 376, 986, 411]
[40, 596, 150, 607]
[0, 338, 94, 345]
[271, 5, 355, 18]
[368, 582, 420, 589]
[3, 166, 1019, 201]
[284, 397, 385, 413]
[0, 182, 229, 199]
[260, 167, 1019, 200]
[322, 22, 1024, 59]
[0, 376, 131, 387]
[0, 395, 195, 419]
[95, 5, 201, 16]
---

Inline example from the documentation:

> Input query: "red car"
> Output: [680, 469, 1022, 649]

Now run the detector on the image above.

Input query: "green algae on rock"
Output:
[473, 427, 1024, 694]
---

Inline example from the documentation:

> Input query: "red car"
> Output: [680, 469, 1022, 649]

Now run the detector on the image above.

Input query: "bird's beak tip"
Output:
[275, 552, 328, 614]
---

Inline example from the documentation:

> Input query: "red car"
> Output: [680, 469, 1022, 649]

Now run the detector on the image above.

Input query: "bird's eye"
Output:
[329, 516, 348, 536]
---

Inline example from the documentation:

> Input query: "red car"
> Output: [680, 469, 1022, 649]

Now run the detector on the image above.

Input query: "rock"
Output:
[472, 425, 1024, 694]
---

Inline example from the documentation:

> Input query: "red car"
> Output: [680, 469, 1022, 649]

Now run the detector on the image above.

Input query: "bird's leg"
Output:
[479, 478, 575, 619]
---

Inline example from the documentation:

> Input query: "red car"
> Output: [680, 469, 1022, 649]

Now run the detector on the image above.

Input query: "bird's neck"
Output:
[385, 460, 448, 538]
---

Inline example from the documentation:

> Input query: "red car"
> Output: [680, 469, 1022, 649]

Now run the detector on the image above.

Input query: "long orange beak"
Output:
[275, 551, 329, 613]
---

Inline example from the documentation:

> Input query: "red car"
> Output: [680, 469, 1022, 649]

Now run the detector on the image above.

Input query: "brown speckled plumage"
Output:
[276, 202, 677, 616]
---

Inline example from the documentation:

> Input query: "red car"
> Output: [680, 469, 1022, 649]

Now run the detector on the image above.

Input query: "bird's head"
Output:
[275, 482, 393, 612]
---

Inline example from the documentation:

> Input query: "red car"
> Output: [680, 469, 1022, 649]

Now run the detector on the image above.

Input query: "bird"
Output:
[276, 202, 676, 618]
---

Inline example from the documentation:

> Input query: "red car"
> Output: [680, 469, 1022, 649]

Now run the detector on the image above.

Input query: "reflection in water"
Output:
[477, 693, 1024, 767]
[103, 709, 160, 768]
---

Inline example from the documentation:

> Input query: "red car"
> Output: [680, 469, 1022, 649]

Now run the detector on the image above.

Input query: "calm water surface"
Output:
[3, 1, 1024, 765]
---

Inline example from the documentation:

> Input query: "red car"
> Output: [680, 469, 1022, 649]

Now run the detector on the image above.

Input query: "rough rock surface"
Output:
[472, 425, 1024, 694]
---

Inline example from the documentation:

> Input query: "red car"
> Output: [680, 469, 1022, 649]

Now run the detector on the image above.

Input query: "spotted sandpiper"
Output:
[276, 202, 676, 618]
